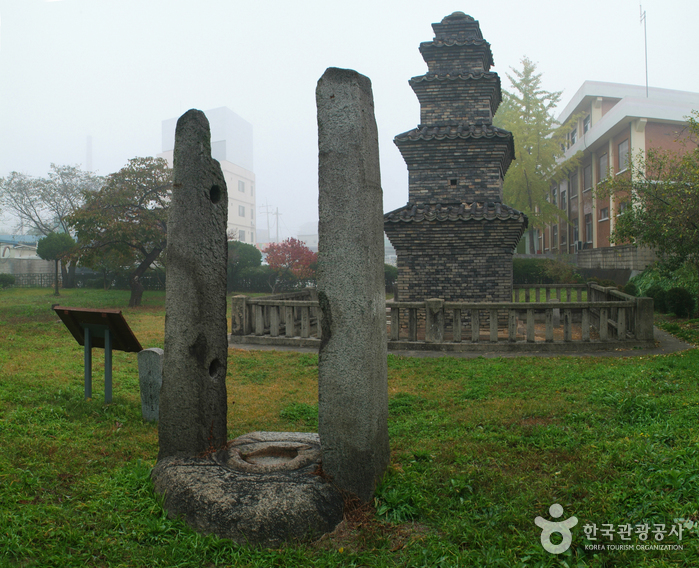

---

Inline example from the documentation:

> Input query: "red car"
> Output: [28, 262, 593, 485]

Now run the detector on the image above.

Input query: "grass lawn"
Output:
[1, 287, 698, 567]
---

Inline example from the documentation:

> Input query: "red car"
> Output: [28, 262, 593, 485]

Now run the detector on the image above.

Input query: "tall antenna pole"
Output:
[640, 4, 648, 97]
[274, 207, 281, 243]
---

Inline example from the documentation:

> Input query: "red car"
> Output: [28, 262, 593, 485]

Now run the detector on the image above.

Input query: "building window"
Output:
[618, 139, 629, 172]
[238, 180, 245, 193]
[599, 153, 608, 181]
[570, 127, 577, 145]
[583, 164, 592, 191]
[560, 225, 567, 246]
[585, 214, 593, 243]
[599, 207, 609, 221]
[239, 205, 245, 217]
[239, 229, 246, 241]
[251, 208, 254, 219]
[618, 201, 630, 216]
[573, 218, 579, 243]
[583, 115, 591, 133]
[552, 225, 558, 249]
[560, 189, 567, 210]
[449, 178, 457, 186]
[570, 173, 579, 196]
[552, 186, 558, 206]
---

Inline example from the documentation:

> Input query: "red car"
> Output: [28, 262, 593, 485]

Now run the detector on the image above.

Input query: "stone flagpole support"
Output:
[157, 109, 229, 460]
[316, 67, 390, 502]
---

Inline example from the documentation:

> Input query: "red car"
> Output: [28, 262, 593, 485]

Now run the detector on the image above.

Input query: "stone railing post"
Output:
[231, 295, 249, 335]
[425, 298, 445, 343]
[390, 304, 400, 341]
[635, 297, 655, 341]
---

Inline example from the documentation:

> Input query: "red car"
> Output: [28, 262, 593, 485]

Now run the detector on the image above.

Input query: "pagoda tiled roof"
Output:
[410, 72, 499, 83]
[394, 124, 512, 144]
[420, 38, 494, 68]
[384, 202, 528, 227]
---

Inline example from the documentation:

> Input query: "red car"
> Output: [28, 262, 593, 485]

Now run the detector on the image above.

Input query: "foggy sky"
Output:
[1, 0, 698, 237]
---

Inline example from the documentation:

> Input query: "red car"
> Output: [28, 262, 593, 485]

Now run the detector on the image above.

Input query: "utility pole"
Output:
[259, 202, 272, 243]
[640, 4, 648, 98]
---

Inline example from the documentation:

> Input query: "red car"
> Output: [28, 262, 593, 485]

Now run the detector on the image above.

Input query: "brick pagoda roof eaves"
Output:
[394, 124, 513, 146]
[384, 202, 528, 228]
[409, 72, 500, 84]
[420, 39, 494, 67]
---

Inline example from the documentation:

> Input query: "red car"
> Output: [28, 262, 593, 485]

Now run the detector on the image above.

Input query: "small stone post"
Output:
[635, 296, 655, 341]
[425, 298, 445, 343]
[231, 295, 249, 335]
[138, 348, 163, 422]
[316, 68, 389, 502]
[158, 109, 229, 460]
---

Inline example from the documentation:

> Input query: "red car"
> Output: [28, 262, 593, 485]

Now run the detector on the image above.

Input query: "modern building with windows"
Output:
[158, 107, 256, 243]
[529, 81, 699, 270]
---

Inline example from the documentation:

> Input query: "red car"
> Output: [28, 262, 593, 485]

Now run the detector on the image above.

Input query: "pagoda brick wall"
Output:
[412, 76, 500, 126]
[386, 219, 520, 303]
[399, 138, 508, 203]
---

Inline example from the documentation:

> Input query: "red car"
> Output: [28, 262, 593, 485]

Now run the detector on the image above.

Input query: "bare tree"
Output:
[0, 164, 103, 286]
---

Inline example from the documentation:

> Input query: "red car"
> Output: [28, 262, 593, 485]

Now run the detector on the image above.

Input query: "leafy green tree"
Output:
[36, 232, 75, 296]
[494, 57, 580, 253]
[0, 164, 102, 287]
[68, 157, 171, 307]
[227, 240, 262, 292]
[598, 111, 699, 315]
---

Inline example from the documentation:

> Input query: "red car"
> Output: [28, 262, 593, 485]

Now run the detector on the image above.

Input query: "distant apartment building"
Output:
[159, 107, 256, 244]
[530, 82, 699, 269]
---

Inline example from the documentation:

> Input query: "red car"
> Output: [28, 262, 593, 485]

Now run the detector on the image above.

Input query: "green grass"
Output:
[655, 315, 699, 346]
[1, 288, 699, 567]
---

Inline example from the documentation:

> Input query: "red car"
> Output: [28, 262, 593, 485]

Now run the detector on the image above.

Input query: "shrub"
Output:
[666, 287, 695, 318]
[645, 284, 669, 313]
[513, 258, 549, 284]
[623, 281, 638, 296]
[0, 273, 15, 288]
[543, 259, 584, 284]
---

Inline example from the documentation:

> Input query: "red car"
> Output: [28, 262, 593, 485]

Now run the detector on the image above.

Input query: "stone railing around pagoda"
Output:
[229, 283, 654, 353]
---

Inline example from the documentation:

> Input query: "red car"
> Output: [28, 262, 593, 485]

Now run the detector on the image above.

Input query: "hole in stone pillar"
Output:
[449, 178, 457, 186]
[209, 185, 221, 203]
[209, 358, 223, 380]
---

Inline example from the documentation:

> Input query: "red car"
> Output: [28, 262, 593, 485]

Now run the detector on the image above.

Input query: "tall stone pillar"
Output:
[316, 67, 390, 502]
[158, 109, 229, 460]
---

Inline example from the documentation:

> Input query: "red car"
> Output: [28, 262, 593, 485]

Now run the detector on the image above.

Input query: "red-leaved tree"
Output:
[263, 237, 317, 292]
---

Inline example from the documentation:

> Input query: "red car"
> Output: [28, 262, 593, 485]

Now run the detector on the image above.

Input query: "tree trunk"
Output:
[528, 227, 536, 254]
[128, 247, 162, 307]
[60, 261, 77, 288]
[54, 259, 60, 296]
[129, 275, 144, 307]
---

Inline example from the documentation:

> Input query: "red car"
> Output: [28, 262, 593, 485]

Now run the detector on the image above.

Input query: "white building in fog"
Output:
[159, 107, 256, 244]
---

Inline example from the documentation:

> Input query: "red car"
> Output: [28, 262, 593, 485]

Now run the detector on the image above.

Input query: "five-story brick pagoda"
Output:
[384, 12, 527, 309]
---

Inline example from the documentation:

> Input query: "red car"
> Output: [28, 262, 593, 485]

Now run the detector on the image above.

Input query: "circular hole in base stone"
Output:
[209, 185, 221, 203]
[242, 446, 299, 466]
[209, 358, 222, 380]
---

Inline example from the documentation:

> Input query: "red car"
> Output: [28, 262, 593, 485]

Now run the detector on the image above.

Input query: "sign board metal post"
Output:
[53, 306, 142, 403]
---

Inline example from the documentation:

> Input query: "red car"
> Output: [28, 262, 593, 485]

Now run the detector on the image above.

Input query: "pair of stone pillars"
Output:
[152, 67, 389, 544]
